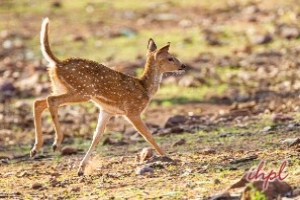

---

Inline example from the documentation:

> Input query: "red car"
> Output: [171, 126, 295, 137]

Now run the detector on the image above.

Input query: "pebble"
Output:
[32, 182, 43, 190]
[135, 166, 154, 175]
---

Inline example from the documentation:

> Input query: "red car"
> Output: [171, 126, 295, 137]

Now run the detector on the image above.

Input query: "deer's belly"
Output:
[91, 97, 125, 115]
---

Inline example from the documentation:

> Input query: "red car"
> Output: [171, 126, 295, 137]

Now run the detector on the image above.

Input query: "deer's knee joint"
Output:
[47, 96, 58, 108]
[34, 100, 47, 112]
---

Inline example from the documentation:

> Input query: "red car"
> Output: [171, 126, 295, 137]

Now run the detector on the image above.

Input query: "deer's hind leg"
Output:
[30, 99, 48, 157]
[46, 93, 89, 151]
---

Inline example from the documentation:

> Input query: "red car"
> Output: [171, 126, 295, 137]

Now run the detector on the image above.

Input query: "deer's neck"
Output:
[140, 58, 162, 97]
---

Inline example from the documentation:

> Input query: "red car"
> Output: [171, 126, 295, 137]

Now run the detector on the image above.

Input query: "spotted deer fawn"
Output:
[31, 18, 186, 176]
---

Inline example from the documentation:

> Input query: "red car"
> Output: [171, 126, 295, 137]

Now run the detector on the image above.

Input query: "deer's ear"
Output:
[147, 38, 157, 54]
[154, 42, 170, 59]
[157, 42, 170, 53]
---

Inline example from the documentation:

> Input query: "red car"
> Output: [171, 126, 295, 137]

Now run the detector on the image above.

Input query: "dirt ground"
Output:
[1, 0, 300, 199]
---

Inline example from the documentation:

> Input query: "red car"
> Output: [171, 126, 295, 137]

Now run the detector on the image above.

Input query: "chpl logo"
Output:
[246, 160, 289, 190]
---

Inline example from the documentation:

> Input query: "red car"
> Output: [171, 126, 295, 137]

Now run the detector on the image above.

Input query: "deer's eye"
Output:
[168, 57, 174, 62]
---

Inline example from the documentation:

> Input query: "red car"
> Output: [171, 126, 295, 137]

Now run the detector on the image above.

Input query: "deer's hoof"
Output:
[77, 168, 84, 176]
[30, 149, 37, 157]
[52, 144, 57, 152]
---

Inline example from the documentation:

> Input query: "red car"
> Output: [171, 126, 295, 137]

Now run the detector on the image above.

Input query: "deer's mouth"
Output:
[178, 64, 186, 70]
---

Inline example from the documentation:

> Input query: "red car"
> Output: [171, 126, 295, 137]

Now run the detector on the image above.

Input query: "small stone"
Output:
[0, 81, 15, 93]
[71, 186, 81, 192]
[261, 126, 272, 132]
[164, 115, 187, 128]
[32, 182, 43, 190]
[293, 188, 300, 196]
[242, 179, 292, 200]
[71, 34, 85, 42]
[219, 132, 232, 137]
[282, 138, 300, 147]
[287, 124, 295, 131]
[170, 126, 184, 134]
[52, 1, 62, 8]
[214, 179, 221, 184]
[135, 166, 154, 175]
[61, 146, 77, 156]
[210, 192, 231, 200]
[202, 148, 216, 155]
[145, 155, 175, 164]
[272, 114, 293, 123]
[251, 34, 272, 45]
[280, 26, 300, 39]
[172, 138, 186, 147]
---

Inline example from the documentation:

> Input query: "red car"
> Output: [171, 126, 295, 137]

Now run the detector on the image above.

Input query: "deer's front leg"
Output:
[126, 115, 166, 155]
[78, 110, 112, 176]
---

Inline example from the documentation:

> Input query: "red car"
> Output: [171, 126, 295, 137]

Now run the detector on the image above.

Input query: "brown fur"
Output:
[31, 18, 186, 176]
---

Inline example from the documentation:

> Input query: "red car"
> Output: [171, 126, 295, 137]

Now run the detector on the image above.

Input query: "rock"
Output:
[293, 188, 300, 197]
[172, 138, 186, 147]
[260, 126, 273, 132]
[229, 155, 258, 164]
[238, 132, 252, 137]
[229, 170, 292, 199]
[16, 171, 30, 177]
[287, 123, 295, 131]
[32, 182, 43, 190]
[203, 29, 224, 46]
[120, 28, 137, 38]
[0, 156, 10, 165]
[102, 137, 128, 146]
[219, 132, 232, 138]
[202, 148, 216, 155]
[124, 127, 137, 135]
[52, 1, 62, 8]
[71, 34, 85, 42]
[272, 114, 293, 123]
[2, 172, 16, 177]
[152, 14, 179, 22]
[209, 192, 231, 200]
[164, 115, 187, 128]
[282, 138, 300, 147]
[241, 179, 292, 200]
[170, 126, 184, 134]
[145, 155, 175, 164]
[135, 165, 154, 176]
[71, 186, 81, 192]
[278, 25, 300, 39]
[158, 126, 184, 135]
[0, 81, 17, 102]
[61, 146, 77, 156]
[251, 34, 272, 45]
[214, 179, 221, 184]
[157, 128, 172, 136]
[228, 173, 249, 189]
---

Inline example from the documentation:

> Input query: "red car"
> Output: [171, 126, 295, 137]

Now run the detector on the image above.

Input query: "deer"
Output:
[30, 18, 186, 176]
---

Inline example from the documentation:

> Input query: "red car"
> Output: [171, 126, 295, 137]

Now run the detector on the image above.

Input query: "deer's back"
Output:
[50, 58, 150, 112]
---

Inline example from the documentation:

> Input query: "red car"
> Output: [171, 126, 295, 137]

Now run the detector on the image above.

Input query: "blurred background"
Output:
[0, 0, 300, 148]
[1, 1, 300, 198]
[1, 0, 300, 154]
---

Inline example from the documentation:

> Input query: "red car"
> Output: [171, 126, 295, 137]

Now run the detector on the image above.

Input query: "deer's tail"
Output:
[40, 18, 60, 66]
